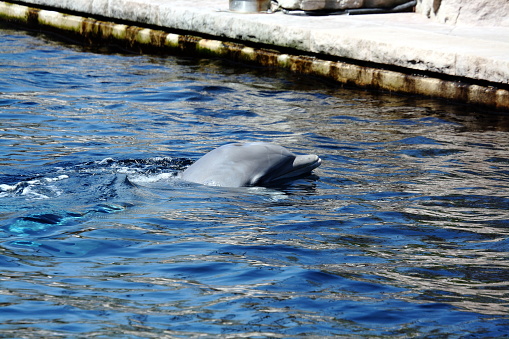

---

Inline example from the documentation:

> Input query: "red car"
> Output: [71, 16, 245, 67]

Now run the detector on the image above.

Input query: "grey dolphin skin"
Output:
[181, 142, 322, 187]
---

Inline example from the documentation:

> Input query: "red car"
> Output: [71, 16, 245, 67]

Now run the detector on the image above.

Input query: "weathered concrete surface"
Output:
[417, 0, 509, 27]
[12, 0, 509, 86]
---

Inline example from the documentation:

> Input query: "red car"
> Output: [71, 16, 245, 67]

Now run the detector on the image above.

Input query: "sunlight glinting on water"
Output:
[1, 25, 509, 337]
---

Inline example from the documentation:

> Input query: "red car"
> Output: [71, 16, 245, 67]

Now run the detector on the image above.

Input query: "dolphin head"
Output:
[181, 142, 321, 187]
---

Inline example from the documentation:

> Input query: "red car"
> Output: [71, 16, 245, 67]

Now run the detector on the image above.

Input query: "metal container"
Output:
[229, 0, 271, 13]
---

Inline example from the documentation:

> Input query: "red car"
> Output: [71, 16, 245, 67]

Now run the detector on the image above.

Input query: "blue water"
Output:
[1, 26, 509, 337]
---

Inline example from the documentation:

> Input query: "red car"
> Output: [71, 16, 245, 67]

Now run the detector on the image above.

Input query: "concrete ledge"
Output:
[1, 1, 509, 110]
[10, 0, 509, 85]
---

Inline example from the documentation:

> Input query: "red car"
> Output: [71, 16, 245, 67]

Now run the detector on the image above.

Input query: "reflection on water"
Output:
[0, 25, 509, 337]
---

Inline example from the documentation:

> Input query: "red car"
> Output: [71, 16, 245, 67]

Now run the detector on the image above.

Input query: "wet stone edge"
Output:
[0, 1, 508, 111]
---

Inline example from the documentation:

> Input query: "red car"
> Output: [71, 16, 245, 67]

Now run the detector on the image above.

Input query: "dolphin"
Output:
[181, 142, 321, 187]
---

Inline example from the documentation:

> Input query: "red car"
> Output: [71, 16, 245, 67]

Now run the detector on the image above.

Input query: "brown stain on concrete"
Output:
[1, 1, 508, 111]
[149, 29, 166, 48]
[26, 6, 39, 24]
[81, 17, 115, 43]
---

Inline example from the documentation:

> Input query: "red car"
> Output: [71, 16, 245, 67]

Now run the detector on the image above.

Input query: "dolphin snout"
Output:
[293, 154, 321, 171]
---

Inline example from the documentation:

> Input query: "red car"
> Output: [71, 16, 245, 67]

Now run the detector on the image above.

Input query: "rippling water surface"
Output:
[1, 26, 509, 337]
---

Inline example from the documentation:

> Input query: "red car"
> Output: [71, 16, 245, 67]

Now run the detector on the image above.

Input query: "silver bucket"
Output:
[229, 0, 271, 13]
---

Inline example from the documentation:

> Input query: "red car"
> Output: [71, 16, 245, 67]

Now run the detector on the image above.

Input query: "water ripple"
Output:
[1, 25, 509, 337]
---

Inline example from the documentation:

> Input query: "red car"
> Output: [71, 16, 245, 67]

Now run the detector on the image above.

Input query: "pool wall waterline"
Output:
[1, 1, 508, 110]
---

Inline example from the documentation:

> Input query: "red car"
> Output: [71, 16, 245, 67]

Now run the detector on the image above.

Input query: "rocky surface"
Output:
[416, 0, 509, 27]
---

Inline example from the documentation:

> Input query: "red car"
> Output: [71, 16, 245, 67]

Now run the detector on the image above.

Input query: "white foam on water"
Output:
[128, 172, 177, 185]
[151, 156, 174, 161]
[115, 167, 140, 174]
[97, 157, 115, 165]
[0, 183, 18, 192]
[1, 175, 69, 200]
[44, 175, 69, 182]
[21, 186, 50, 200]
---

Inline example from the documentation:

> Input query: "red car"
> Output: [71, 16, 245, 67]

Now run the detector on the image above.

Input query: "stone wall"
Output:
[416, 0, 509, 26]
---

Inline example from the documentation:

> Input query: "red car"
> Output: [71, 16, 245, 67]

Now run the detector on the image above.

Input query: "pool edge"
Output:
[1, 1, 508, 111]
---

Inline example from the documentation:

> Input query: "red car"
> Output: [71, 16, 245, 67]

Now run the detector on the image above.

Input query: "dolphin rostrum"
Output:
[181, 142, 321, 187]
